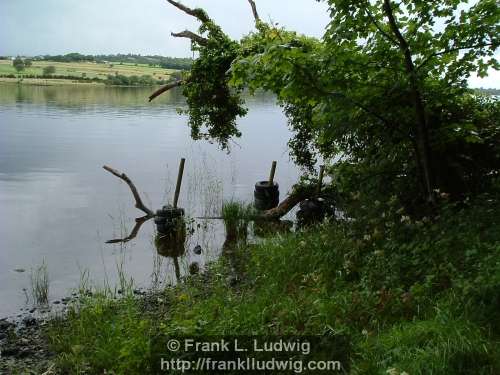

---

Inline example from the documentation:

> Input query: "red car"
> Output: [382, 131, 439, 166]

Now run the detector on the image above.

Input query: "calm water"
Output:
[0, 84, 299, 317]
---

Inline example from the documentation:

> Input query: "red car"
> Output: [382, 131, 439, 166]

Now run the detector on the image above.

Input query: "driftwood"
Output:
[103, 165, 154, 217]
[259, 185, 316, 220]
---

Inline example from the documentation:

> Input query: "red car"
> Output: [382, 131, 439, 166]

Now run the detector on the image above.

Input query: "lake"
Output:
[0, 83, 300, 318]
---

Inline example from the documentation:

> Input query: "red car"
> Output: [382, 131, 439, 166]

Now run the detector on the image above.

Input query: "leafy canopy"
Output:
[177, 0, 499, 202]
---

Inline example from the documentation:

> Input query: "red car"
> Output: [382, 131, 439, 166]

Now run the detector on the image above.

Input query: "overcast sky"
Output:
[1, 0, 497, 87]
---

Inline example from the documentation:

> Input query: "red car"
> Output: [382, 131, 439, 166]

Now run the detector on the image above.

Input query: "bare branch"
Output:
[106, 215, 152, 244]
[171, 30, 208, 46]
[247, 0, 260, 23]
[148, 80, 184, 102]
[165, 0, 210, 23]
[103, 165, 155, 216]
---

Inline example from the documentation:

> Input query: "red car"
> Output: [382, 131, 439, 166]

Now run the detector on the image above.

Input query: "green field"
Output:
[0, 59, 176, 82]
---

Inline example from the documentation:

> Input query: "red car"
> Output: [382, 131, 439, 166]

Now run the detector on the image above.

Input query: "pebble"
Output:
[22, 317, 37, 327]
[193, 245, 202, 255]
[0, 319, 13, 331]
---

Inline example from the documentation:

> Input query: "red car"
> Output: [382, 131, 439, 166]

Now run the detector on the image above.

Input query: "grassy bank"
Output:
[0, 59, 177, 86]
[43, 185, 500, 374]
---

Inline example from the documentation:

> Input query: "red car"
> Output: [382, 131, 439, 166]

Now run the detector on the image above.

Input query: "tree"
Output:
[13, 56, 25, 72]
[24, 59, 32, 68]
[43, 65, 56, 75]
[151, 0, 499, 206]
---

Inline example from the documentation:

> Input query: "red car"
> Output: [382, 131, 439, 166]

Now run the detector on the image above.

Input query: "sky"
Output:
[1, 0, 498, 88]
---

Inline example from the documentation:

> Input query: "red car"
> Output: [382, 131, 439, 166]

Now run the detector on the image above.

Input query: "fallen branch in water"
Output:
[103, 165, 155, 217]
[260, 185, 316, 220]
[196, 184, 317, 220]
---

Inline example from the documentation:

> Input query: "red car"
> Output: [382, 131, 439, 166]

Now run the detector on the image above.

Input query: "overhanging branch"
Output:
[165, 0, 210, 23]
[171, 30, 209, 46]
[148, 80, 184, 102]
[247, 0, 260, 23]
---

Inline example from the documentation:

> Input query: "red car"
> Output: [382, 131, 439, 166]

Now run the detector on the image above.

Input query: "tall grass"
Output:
[222, 201, 253, 227]
[30, 260, 49, 305]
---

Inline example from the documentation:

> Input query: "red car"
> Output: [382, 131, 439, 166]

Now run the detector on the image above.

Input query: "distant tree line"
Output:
[475, 88, 500, 96]
[12, 56, 32, 72]
[29, 53, 193, 70]
[105, 74, 170, 86]
[0, 72, 171, 87]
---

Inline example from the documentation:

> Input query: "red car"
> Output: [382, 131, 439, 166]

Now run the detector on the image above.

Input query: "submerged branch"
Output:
[103, 165, 155, 216]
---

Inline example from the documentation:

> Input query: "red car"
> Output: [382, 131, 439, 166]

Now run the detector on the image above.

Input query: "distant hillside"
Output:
[23, 53, 193, 71]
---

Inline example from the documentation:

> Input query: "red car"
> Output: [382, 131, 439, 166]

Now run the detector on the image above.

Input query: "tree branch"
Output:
[364, 6, 398, 45]
[383, 0, 435, 203]
[148, 80, 184, 102]
[247, 0, 260, 23]
[165, 0, 210, 23]
[103, 165, 155, 216]
[416, 42, 496, 71]
[283, 56, 393, 126]
[196, 185, 318, 221]
[106, 215, 152, 244]
[171, 30, 209, 46]
[260, 185, 316, 220]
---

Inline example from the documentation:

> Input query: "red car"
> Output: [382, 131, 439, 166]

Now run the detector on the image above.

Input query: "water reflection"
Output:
[0, 83, 299, 317]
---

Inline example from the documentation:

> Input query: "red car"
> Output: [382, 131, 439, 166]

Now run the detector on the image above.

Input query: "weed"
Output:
[30, 260, 49, 305]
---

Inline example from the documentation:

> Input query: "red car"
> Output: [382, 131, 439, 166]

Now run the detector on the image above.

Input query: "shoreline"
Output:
[0, 77, 167, 88]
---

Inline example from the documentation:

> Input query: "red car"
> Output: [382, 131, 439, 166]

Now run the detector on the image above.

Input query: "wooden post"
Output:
[173, 158, 186, 208]
[268, 161, 277, 185]
[317, 165, 325, 194]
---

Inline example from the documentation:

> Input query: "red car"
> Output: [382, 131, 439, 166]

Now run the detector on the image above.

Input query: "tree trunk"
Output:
[383, 0, 435, 203]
